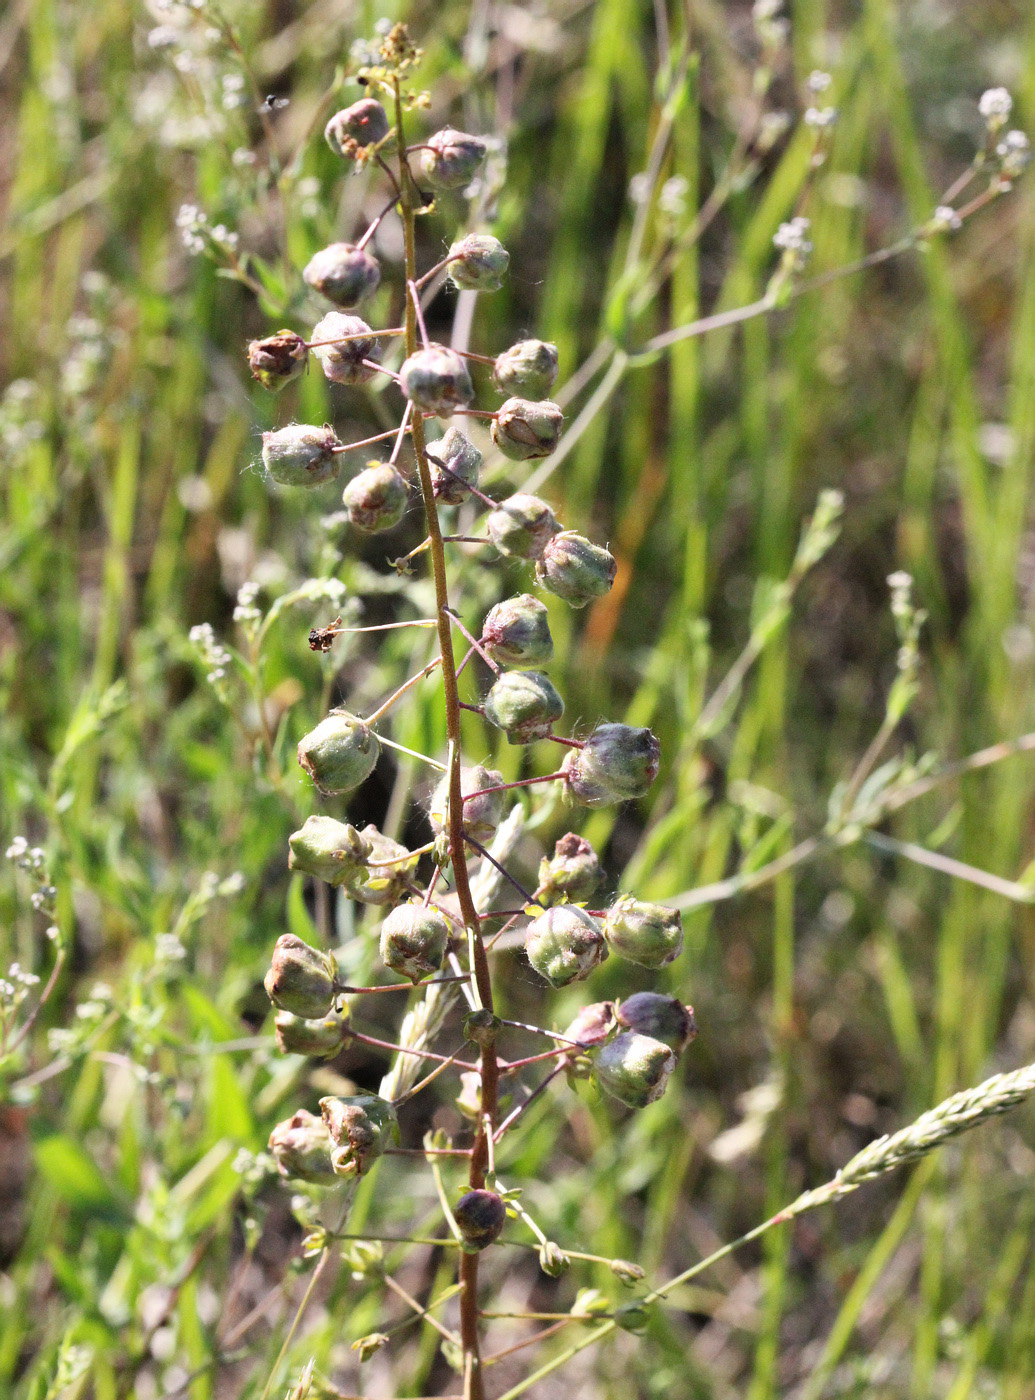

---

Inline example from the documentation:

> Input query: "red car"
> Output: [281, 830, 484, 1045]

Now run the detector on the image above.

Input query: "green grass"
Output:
[2, 1, 1035, 1397]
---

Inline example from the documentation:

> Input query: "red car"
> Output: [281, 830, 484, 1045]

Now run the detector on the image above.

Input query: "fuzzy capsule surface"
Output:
[310, 312, 381, 386]
[562, 1000, 617, 1047]
[481, 593, 554, 668]
[561, 723, 660, 807]
[325, 98, 390, 153]
[603, 895, 684, 968]
[319, 1094, 399, 1177]
[262, 423, 341, 488]
[420, 126, 487, 189]
[493, 340, 559, 401]
[525, 904, 608, 988]
[486, 494, 560, 559]
[535, 531, 617, 607]
[454, 1189, 507, 1251]
[297, 712, 380, 794]
[264, 934, 338, 1020]
[303, 242, 381, 308]
[491, 398, 564, 461]
[268, 1109, 337, 1184]
[429, 426, 482, 504]
[288, 815, 371, 886]
[447, 233, 509, 291]
[274, 1008, 348, 1058]
[379, 901, 450, 983]
[594, 1031, 676, 1108]
[399, 343, 474, 416]
[248, 330, 308, 392]
[343, 824, 419, 906]
[483, 669, 564, 744]
[535, 832, 603, 906]
[430, 764, 505, 845]
[342, 462, 408, 532]
[617, 992, 697, 1054]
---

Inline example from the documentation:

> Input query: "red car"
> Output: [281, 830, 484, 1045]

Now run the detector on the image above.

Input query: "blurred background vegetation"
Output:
[3, 0, 1035, 1396]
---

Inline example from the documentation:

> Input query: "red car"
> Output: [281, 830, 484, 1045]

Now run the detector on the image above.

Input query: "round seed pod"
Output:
[325, 98, 390, 154]
[616, 993, 697, 1054]
[268, 1109, 337, 1184]
[447, 233, 509, 291]
[486, 494, 560, 559]
[463, 1009, 502, 1048]
[430, 764, 505, 846]
[264, 934, 338, 1020]
[262, 423, 341, 488]
[399, 343, 474, 416]
[481, 594, 554, 668]
[429, 426, 482, 504]
[525, 905, 608, 988]
[454, 1189, 507, 1252]
[561, 723, 660, 808]
[344, 825, 419, 907]
[319, 1094, 399, 1177]
[562, 1000, 617, 1047]
[420, 127, 487, 190]
[594, 1031, 676, 1108]
[288, 815, 370, 887]
[342, 462, 408, 532]
[379, 901, 450, 983]
[493, 340, 559, 401]
[483, 670, 564, 744]
[310, 312, 380, 386]
[491, 398, 564, 461]
[303, 242, 381, 308]
[603, 896, 684, 968]
[297, 712, 380, 794]
[248, 330, 308, 392]
[535, 531, 616, 607]
[274, 1008, 348, 1058]
[536, 832, 603, 906]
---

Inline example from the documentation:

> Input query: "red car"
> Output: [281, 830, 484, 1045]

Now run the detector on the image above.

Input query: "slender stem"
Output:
[493, 1065, 567, 1142]
[356, 194, 401, 251]
[464, 835, 541, 907]
[331, 425, 411, 455]
[445, 608, 501, 674]
[463, 773, 566, 803]
[305, 327, 405, 348]
[365, 657, 442, 725]
[408, 278, 432, 348]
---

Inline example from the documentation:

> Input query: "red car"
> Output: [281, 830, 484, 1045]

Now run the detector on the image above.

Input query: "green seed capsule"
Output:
[274, 1008, 348, 1058]
[399, 343, 474, 416]
[486, 494, 560, 559]
[491, 398, 564, 460]
[248, 330, 308, 392]
[341, 462, 408, 532]
[525, 904, 608, 988]
[288, 815, 371, 886]
[379, 901, 450, 983]
[561, 723, 660, 807]
[463, 1009, 502, 1047]
[420, 127, 487, 190]
[310, 312, 380, 386]
[297, 712, 380, 794]
[535, 531, 616, 607]
[481, 594, 554, 668]
[264, 934, 338, 1019]
[483, 670, 564, 744]
[616, 992, 697, 1054]
[262, 423, 341, 488]
[430, 426, 482, 504]
[535, 832, 603, 906]
[454, 1189, 507, 1251]
[343, 824, 419, 907]
[493, 340, 559, 401]
[303, 242, 381, 308]
[594, 1031, 676, 1108]
[447, 234, 509, 291]
[325, 98, 390, 154]
[603, 895, 684, 968]
[430, 765, 505, 845]
[319, 1094, 399, 1177]
[268, 1109, 337, 1184]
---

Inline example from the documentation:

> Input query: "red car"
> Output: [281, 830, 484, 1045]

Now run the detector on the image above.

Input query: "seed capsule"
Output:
[463, 1009, 502, 1047]
[535, 531, 616, 607]
[379, 901, 450, 983]
[264, 934, 338, 1019]
[454, 1189, 507, 1251]
[447, 233, 509, 291]
[536, 832, 603, 906]
[430, 764, 506, 845]
[525, 905, 608, 988]
[297, 712, 380, 794]
[429, 426, 482, 504]
[319, 1094, 399, 1177]
[248, 330, 308, 392]
[481, 594, 554, 668]
[303, 242, 381, 308]
[268, 1109, 337, 1184]
[562, 999, 617, 1047]
[603, 896, 683, 968]
[274, 1008, 347, 1058]
[310, 312, 381, 386]
[483, 670, 564, 744]
[616, 992, 697, 1054]
[342, 462, 408, 532]
[262, 423, 341, 488]
[493, 340, 559, 401]
[491, 398, 564, 461]
[420, 127, 487, 190]
[486, 494, 560, 559]
[399, 343, 474, 416]
[325, 98, 391, 154]
[594, 1031, 676, 1108]
[561, 723, 660, 807]
[288, 815, 371, 887]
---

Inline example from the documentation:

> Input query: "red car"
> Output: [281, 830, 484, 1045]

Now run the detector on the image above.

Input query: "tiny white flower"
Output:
[806, 70, 833, 95]
[979, 87, 1012, 123]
